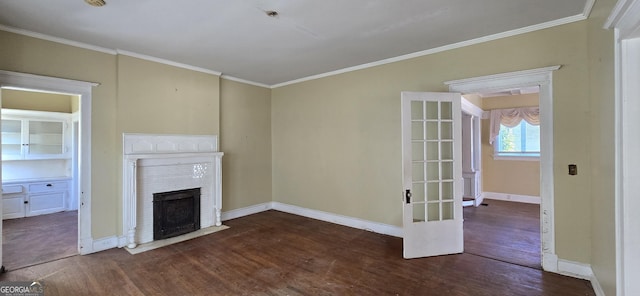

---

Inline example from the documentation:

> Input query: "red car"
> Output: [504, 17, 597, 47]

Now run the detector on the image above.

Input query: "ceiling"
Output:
[0, 0, 591, 87]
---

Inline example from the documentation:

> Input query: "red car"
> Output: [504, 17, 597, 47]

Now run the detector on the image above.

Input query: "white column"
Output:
[461, 114, 475, 173]
[214, 153, 224, 226]
[124, 158, 138, 248]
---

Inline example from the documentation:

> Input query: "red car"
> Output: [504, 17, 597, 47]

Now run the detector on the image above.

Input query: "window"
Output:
[495, 120, 540, 158]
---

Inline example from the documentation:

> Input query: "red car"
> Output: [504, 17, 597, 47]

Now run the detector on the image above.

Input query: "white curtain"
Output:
[489, 107, 540, 145]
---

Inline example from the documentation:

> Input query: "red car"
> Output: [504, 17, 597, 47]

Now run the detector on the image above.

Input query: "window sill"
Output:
[493, 154, 540, 161]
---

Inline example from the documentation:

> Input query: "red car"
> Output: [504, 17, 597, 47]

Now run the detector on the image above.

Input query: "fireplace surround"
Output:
[122, 134, 223, 249]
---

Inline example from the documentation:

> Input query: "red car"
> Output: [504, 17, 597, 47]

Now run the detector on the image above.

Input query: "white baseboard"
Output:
[118, 236, 128, 248]
[590, 276, 605, 296]
[221, 202, 272, 221]
[89, 236, 119, 253]
[79, 237, 94, 255]
[271, 202, 402, 237]
[556, 259, 604, 296]
[557, 259, 593, 279]
[483, 192, 541, 204]
[542, 252, 559, 273]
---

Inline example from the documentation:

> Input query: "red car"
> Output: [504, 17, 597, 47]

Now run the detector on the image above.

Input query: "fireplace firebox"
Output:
[153, 188, 201, 240]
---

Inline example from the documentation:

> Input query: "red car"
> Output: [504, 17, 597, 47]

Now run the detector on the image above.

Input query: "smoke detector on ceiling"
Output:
[85, 0, 106, 7]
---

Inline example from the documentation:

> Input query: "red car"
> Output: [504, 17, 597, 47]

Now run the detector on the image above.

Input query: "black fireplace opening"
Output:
[153, 187, 201, 240]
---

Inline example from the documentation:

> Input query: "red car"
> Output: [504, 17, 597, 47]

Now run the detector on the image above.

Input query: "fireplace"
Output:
[153, 188, 201, 240]
[122, 134, 223, 249]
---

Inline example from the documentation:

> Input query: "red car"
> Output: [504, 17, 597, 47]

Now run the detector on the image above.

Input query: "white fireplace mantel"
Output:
[122, 134, 223, 249]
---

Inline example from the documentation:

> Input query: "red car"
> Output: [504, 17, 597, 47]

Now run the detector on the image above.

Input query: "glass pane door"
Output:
[411, 101, 455, 223]
[402, 91, 462, 259]
[2, 119, 23, 157]
[28, 120, 64, 155]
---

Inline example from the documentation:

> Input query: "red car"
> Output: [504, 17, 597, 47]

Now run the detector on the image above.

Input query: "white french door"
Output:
[401, 91, 463, 259]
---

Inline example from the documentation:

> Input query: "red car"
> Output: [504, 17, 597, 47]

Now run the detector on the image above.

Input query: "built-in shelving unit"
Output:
[1, 109, 70, 160]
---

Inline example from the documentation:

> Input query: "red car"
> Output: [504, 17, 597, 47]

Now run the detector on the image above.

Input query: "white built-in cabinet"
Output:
[1, 109, 73, 220]
[1, 109, 71, 160]
[2, 178, 70, 219]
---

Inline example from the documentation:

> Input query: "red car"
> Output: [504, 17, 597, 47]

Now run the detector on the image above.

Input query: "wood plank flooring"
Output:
[0, 210, 593, 295]
[464, 199, 541, 269]
[2, 211, 78, 270]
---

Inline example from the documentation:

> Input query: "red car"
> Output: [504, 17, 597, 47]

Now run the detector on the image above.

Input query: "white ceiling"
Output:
[0, 0, 591, 87]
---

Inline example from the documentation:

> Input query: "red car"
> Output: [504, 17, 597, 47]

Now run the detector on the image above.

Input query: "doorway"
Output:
[0, 88, 79, 270]
[461, 91, 542, 269]
[444, 65, 560, 272]
[0, 70, 94, 271]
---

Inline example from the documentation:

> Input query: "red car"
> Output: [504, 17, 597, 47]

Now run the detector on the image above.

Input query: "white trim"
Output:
[0, 25, 117, 55]
[605, 0, 640, 39]
[445, 66, 559, 273]
[116, 50, 222, 77]
[592, 276, 606, 296]
[461, 97, 485, 117]
[444, 66, 561, 93]
[473, 195, 485, 207]
[223, 201, 404, 238]
[583, 0, 597, 19]
[272, 202, 402, 238]
[0, 71, 94, 262]
[483, 193, 541, 204]
[221, 202, 273, 221]
[221, 75, 270, 88]
[91, 236, 120, 253]
[608, 2, 640, 295]
[0, 26, 224, 77]
[272, 18, 581, 88]
[492, 154, 540, 161]
[557, 258, 605, 295]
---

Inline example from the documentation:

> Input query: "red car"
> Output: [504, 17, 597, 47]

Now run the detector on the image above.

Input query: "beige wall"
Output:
[1, 89, 73, 113]
[116, 55, 220, 135]
[587, 0, 617, 294]
[481, 93, 540, 196]
[272, 21, 594, 263]
[220, 78, 272, 210]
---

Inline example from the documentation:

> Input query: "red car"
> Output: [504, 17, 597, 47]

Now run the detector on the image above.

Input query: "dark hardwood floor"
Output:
[464, 199, 541, 269]
[2, 210, 78, 270]
[0, 210, 593, 295]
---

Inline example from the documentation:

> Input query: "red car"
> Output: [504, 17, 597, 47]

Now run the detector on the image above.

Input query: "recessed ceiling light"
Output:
[265, 10, 279, 18]
[85, 0, 106, 7]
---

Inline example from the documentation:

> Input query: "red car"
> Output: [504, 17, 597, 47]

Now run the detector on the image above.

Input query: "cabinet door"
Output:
[1, 119, 24, 159]
[27, 120, 65, 157]
[27, 192, 66, 216]
[3, 194, 26, 219]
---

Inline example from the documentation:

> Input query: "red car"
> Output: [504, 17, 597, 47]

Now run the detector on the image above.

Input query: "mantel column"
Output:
[213, 153, 224, 226]
[124, 158, 138, 248]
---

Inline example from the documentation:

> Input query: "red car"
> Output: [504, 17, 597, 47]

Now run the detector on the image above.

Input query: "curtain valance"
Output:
[489, 107, 540, 145]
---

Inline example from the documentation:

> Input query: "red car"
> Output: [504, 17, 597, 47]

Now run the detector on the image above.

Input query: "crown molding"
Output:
[272, 13, 588, 88]
[1, 3, 593, 90]
[116, 50, 221, 77]
[0, 24, 116, 55]
[221, 75, 270, 88]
